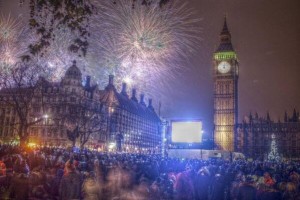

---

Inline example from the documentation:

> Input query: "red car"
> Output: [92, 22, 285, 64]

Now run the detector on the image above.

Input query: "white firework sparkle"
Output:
[90, 0, 201, 102]
[0, 13, 22, 43]
[0, 13, 31, 73]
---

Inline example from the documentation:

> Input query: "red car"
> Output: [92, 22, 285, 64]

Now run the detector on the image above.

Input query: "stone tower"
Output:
[213, 17, 239, 151]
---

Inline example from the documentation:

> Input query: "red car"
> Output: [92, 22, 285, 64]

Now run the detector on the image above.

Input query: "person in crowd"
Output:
[236, 175, 257, 200]
[282, 182, 300, 200]
[174, 164, 195, 200]
[263, 172, 275, 187]
[0, 157, 6, 176]
[82, 171, 102, 200]
[256, 182, 281, 200]
[195, 167, 211, 200]
[8, 160, 30, 200]
[210, 173, 226, 200]
[59, 159, 82, 200]
[50, 168, 64, 198]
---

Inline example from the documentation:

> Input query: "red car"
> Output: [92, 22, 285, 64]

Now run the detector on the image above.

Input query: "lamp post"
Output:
[43, 114, 49, 145]
[161, 119, 169, 157]
[106, 106, 115, 151]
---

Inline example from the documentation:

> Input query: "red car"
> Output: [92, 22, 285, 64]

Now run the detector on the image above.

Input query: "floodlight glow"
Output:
[108, 143, 116, 149]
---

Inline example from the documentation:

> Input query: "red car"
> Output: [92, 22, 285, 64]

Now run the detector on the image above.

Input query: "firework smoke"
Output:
[0, 12, 85, 81]
[0, 14, 30, 73]
[90, 0, 201, 104]
[0, 13, 22, 43]
[34, 27, 89, 80]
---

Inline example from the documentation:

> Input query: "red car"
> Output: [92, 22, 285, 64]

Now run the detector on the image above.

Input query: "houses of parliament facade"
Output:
[213, 18, 300, 160]
[0, 61, 161, 153]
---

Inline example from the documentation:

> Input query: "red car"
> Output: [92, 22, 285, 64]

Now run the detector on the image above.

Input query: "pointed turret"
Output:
[131, 88, 138, 102]
[105, 75, 116, 91]
[216, 16, 234, 52]
[249, 112, 253, 123]
[148, 99, 154, 111]
[266, 111, 271, 121]
[121, 83, 129, 98]
[255, 112, 259, 120]
[292, 108, 297, 122]
[140, 94, 146, 106]
[284, 111, 288, 122]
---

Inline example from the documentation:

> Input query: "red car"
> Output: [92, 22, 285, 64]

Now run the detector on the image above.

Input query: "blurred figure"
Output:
[0, 157, 6, 176]
[59, 159, 82, 200]
[282, 182, 300, 200]
[230, 172, 244, 200]
[130, 179, 150, 200]
[237, 175, 257, 200]
[105, 164, 124, 199]
[82, 171, 102, 200]
[263, 172, 275, 187]
[289, 171, 300, 189]
[256, 183, 281, 200]
[195, 167, 211, 200]
[210, 173, 226, 200]
[8, 160, 30, 200]
[174, 165, 195, 200]
[50, 168, 64, 198]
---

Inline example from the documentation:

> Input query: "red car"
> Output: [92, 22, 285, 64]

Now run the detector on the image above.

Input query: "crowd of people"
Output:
[0, 144, 300, 200]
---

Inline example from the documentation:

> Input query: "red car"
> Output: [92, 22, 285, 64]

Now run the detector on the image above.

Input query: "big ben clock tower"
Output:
[213, 17, 239, 151]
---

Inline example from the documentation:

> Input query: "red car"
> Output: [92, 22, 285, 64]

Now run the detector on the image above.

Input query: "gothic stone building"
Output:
[101, 76, 161, 153]
[0, 62, 161, 153]
[236, 111, 300, 160]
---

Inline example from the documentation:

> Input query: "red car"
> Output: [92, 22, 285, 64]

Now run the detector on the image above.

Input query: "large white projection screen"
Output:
[171, 121, 202, 143]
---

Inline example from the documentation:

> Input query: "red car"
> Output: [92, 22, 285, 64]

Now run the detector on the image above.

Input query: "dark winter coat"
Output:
[9, 173, 30, 200]
[195, 173, 210, 200]
[174, 170, 195, 200]
[59, 171, 82, 200]
[210, 175, 226, 200]
[237, 183, 257, 200]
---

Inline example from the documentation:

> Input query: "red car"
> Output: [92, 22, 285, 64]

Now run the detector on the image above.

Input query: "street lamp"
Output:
[42, 114, 49, 145]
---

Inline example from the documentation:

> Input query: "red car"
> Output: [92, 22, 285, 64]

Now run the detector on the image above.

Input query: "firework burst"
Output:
[0, 13, 23, 43]
[0, 14, 31, 73]
[90, 0, 201, 103]
[33, 27, 89, 81]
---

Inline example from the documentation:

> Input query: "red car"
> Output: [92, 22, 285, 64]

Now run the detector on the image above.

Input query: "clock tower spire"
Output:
[217, 16, 234, 52]
[213, 17, 239, 151]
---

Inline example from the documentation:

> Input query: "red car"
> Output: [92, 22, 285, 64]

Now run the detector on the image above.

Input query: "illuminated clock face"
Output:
[218, 61, 231, 74]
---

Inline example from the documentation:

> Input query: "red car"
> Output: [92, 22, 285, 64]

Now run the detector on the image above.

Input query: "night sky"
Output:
[1, 0, 300, 134]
